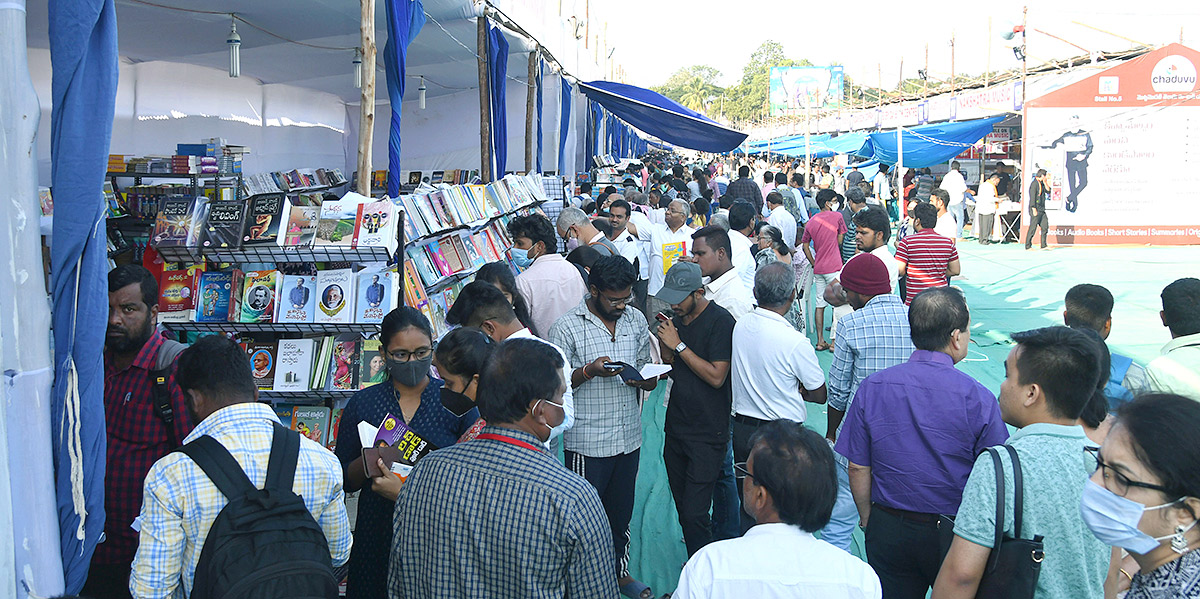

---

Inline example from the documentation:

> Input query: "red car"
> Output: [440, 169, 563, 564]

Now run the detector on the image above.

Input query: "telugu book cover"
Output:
[238, 270, 278, 323]
[292, 406, 331, 446]
[243, 193, 285, 244]
[195, 270, 242, 323]
[315, 268, 355, 324]
[358, 339, 386, 389]
[662, 241, 688, 274]
[276, 274, 317, 323]
[273, 338, 316, 392]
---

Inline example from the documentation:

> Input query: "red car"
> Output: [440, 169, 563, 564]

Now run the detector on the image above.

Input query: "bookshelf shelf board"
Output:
[161, 321, 381, 335]
[260, 389, 358, 402]
[107, 215, 156, 229]
[153, 244, 396, 265]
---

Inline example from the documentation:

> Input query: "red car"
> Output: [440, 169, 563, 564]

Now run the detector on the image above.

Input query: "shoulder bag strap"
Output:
[985, 447, 1006, 574]
[177, 435, 257, 501]
[1005, 444, 1025, 539]
[264, 422, 301, 493]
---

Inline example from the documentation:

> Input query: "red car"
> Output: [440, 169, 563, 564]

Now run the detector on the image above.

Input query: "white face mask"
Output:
[1080, 479, 1194, 554]
[533, 398, 567, 440]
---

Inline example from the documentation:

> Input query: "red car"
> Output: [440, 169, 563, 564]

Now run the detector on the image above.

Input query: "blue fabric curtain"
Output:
[589, 101, 604, 165]
[384, 0, 426, 198]
[868, 116, 1004, 168]
[558, 77, 572, 175]
[486, 23, 509, 177]
[606, 114, 618, 156]
[535, 58, 544, 174]
[579, 80, 747, 153]
[48, 0, 118, 592]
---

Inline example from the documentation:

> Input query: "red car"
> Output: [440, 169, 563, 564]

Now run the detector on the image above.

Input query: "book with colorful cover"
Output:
[157, 267, 202, 322]
[355, 266, 395, 324]
[372, 412, 437, 464]
[326, 408, 344, 451]
[315, 268, 355, 324]
[244, 193, 286, 244]
[426, 242, 451, 277]
[246, 341, 278, 390]
[428, 190, 458, 228]
[358, 339, 386, 389]
[195, 270, 243, 323]
[276, 274, 317, 323]
[200, 200, 247, 249]
[239, 270, 278, 323]
[402, 259, 430, 307]
[662, 241, 688, 275]
[351, 200, 398, 252]
[316, 192, 366, 246]
[274, 404, 295, 425]
[292, 406, 331, 446]
[438, 236, 465, 273]
[273, 338, 316, 392]
[456, 232, 486, 269]
[324, 338, 360, 391]
[152, 195, 208, 247]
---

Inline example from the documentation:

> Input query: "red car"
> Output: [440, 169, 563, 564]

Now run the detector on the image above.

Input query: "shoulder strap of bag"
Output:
[1005, 444, 1025, 539]
[177, 435, 257, 501]
[151, 339, 188, 447]
[986, 447, 1006, 573]
[264, 422, 301, 493]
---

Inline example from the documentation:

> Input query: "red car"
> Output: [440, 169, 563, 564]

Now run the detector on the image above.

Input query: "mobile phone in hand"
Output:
[602, 362, 624, 372]
[655, 312, 671, 323]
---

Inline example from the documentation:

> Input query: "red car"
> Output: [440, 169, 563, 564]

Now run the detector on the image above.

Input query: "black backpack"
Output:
[177, 423, 338, 599]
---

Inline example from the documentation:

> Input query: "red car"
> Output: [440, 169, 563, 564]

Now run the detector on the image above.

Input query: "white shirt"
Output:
[941, 169, 967, 206]
[869, 245, 900, 294]
[934, 212, 957, 240]
[767, 205, 798, 249]
[873, 172, 891, 201]
[705, 268, 755, 321]
[732, 307, 826, 422]
[728, 230, 757, 293]
[638, 222, 696, 295]
[975, 181, 999, 215]
[515, 254, 588, 339]
[611, 228, 647, 280]
[626, 210, 655, 280]
[507, 327, 575, 438]
[674, 523, 882, 599]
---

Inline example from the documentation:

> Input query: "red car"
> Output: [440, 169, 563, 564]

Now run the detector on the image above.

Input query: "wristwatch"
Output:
[674, 341, 687, 354]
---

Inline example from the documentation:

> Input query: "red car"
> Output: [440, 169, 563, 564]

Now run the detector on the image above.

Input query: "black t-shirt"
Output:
[664, 300, 736, 443]
[846, 170, 865, 187]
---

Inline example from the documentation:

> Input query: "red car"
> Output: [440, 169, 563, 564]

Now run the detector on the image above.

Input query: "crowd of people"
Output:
[83, 154, 1200, 599]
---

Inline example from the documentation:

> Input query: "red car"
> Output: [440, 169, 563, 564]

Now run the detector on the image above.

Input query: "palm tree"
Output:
[678, 76, 717, 114]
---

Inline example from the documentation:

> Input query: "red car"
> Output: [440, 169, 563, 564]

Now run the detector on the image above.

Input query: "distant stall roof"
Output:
[579, 80, 748, 153]
[868, 116, 1005, 168]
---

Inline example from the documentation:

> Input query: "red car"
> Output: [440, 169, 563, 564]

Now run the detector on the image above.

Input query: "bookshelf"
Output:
[154, 244, 396, 265]
[106, 171, 245, 202]
[162, 321, 381, 335]
[260, 389, 357, 403]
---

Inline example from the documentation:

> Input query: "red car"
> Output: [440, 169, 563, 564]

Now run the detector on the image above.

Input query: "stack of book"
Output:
[401, 173, 548, 239]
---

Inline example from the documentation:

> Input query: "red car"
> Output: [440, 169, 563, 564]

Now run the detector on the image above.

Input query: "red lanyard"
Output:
[475, 433, 544, 453]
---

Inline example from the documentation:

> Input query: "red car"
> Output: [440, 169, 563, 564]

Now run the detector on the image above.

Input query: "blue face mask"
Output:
[509, 246, 534, 268]
[1080, 479, 1191, 554]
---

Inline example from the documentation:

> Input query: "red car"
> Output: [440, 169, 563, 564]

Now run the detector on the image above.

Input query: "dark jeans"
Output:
[1025, 209, 1049, 248]
[82, 560, 133, 599]
[664, 435, 727, 556]
[710, 431, 740, 541]
[865, 505, 946, 599]
[633, 278, 650, 316]
[731, 414, 768, 533]
[1066, 159, 1088, 211]
[566, 449, 640, 579]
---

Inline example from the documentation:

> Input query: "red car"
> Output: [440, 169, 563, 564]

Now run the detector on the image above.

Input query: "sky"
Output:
[596, 0, 1200, 90]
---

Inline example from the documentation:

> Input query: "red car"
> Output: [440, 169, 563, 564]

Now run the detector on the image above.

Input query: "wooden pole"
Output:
[950, 33, 957, 97]
[526, 50, 537, 174]
[356, 0, 376, 196]
[477, 15, 493, 183]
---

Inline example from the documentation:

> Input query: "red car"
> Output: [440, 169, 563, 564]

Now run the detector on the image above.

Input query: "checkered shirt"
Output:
[99, 333, 194, 566]
[389, 426, 618, 599]
[828, 293, 914, 416]
[540, 177, 568, 253]
[129, 402, 351, 599]
[548, 299, 651, 458]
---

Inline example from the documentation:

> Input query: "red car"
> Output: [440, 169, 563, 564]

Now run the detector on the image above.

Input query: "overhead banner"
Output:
[769, 66, 844, 116]
[1025, 43, 1200, 245]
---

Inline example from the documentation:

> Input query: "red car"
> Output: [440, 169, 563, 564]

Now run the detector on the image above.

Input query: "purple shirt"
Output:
[835, 350, 1009, 514]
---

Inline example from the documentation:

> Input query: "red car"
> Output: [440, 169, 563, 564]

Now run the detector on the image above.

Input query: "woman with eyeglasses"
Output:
[334, 307, 480, 599]
[754, 224, 805, 331]
[1082, 393, 1200, 598]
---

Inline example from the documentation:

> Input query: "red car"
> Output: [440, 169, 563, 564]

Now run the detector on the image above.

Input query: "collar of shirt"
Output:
[475, 425, 546, 451]
[569, 297, 636, 336]
[589, 231, 606, 245]
[184, 402, 279, 444]
[1163, 332, 1200, 355]
[705, 268, 741, 296]
[743, 522, 813, 542]
[863, 293, 904, 311]
[1008, 422, 1088, 443]
[908, 349, 954, 368]
[107, 332, 166, 375]
[748, 306, 791, 327]
[531, 253, 567, 266]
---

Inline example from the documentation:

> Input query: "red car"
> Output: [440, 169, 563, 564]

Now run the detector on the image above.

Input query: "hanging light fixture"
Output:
[418, 76, 427, 110]
[227, 16, 241, 78]
[353, 48, 363, 88]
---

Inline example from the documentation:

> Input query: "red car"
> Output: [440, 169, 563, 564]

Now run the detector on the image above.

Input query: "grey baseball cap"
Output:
[655, 262, 703, 306]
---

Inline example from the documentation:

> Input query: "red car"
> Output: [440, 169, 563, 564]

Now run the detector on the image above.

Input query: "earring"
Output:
[1172, 524, 1191, 554]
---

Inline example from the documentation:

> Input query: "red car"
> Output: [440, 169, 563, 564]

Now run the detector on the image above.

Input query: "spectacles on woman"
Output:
[1084, 446, 1174, 498]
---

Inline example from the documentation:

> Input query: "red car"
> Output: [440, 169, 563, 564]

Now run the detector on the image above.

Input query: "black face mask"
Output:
[387, 355, 433, 388]
[440, 387, 476, 417]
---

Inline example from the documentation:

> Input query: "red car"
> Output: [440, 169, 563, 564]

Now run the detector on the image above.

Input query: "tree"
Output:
[721, 40, 812, 124]
[678, 76, 721, 113]
[653, 65, 724, 105]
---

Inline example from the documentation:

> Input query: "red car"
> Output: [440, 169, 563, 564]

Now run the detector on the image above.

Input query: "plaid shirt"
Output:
[389, 426, 618, 599]
[725, 176, 764, 213]
[130, 402, 351, 599]
[99, 333, 194, 566]
[548, 299, 651, 458]
[828, 293, 914, 418]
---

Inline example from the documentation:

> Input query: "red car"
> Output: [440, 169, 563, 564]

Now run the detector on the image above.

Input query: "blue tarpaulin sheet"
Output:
[558, 78, 571, 174]
[869, 116, 1004, 168]
[48, 0, 118, 591]
[383, 0, 425, 197]
[823, 132, 874, 157]
[579, 80, 747, 153]
[487, 22, 508, 176]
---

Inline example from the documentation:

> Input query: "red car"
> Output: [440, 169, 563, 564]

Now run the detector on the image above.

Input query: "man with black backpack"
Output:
[84, 265, 193, 599]
[129, 335, 351, 599]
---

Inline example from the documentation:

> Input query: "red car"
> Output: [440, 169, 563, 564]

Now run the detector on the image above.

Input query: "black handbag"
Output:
[974, 444, 1045, 599]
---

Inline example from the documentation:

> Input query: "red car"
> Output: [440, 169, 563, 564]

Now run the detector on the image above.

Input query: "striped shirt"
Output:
[895, 229, 959, 305]
[548, 299, 651, 458]
[130, 402, 351, 599]
[100, 333, 194, 566]
[389, 426, 618, 599]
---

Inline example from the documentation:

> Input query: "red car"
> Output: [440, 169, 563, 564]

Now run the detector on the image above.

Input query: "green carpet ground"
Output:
[627, 242, 1200, 595]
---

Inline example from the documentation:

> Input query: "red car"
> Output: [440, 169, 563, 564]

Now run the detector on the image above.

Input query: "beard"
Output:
[106, 315, 155, 355]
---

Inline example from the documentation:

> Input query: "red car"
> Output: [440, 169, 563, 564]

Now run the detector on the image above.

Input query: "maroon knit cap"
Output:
[840, 253, 891, 296]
